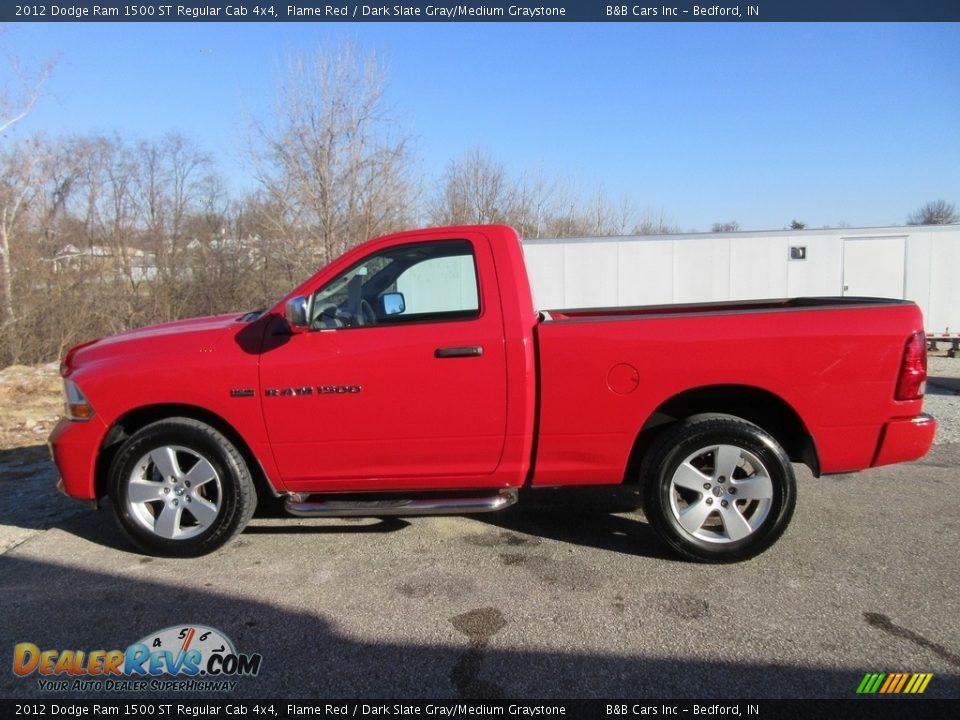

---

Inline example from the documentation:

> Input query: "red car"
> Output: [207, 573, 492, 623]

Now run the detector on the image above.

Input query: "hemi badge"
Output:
[230, 389, 256, 398]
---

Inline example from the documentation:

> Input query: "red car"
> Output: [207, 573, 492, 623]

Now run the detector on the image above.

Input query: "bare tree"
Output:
[711, 221, 740, 233]
[0, 38, 55, 138]
[509, 168, 556, 239]
[0, 137, 55, 363]
[907, 199, 958, 226]
[542, 181, 586, 238]
[0, 42, 56, 363]
[131, 134, 224, 319]
[582, 187, 624, 236]
[429, 147, 514, 227]
[633, 208, 678, 236]
[251, 42, 415, 273]
[545, 186, 674, 238]
[1, 127, 255, 364]
[429, 145, 680, 240]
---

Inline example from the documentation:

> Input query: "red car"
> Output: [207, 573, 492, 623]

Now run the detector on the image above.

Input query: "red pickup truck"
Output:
[50, 225, 936, 562]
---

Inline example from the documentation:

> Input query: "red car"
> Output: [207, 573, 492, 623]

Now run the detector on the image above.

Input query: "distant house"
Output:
[51, 244, 157, 283]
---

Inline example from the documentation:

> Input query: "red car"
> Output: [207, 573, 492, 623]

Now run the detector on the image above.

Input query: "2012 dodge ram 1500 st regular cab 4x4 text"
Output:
[50, 225, 936, 562]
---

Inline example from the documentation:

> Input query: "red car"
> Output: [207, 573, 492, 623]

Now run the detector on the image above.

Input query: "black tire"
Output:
[108, 418, 256, 557]
[640, 415, 796, 563]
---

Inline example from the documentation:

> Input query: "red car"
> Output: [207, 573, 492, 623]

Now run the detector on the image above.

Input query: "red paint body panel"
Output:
[54, 311, 284, 499]
[872, 414, 937, 468]
[259, 227, 536, 492]
[50, 225, 935, 505]
[533, 301, 933, 481]
[49, 416, 109, 500]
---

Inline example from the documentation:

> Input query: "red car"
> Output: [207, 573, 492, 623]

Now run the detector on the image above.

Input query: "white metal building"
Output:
[522, 224, 960, 343]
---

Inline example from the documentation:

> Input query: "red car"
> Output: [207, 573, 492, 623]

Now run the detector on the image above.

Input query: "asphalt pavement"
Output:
[1, 435, 958, 701]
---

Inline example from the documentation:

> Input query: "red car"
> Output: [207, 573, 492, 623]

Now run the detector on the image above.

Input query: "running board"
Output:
[284, 490, 518, 518]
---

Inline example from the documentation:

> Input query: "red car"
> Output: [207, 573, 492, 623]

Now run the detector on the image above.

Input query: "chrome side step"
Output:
[284, 490, 518, 518]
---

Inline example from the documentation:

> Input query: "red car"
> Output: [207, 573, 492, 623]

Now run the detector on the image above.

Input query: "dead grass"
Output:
[0, 363, 63, 450]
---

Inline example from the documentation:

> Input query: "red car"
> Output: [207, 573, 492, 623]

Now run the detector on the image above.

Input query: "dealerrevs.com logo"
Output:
[13, 625, 262, 692]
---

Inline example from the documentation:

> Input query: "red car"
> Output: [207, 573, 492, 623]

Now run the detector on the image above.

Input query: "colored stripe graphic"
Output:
[857, 673, 883, 693]
[892, 673, 909, 693]
[904, 673, 934, 693]
[879, 674, 896, 693]
[857, 672, 933, 694]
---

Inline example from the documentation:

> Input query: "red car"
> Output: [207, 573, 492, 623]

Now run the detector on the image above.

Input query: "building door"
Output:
[842, 236, 906, 299]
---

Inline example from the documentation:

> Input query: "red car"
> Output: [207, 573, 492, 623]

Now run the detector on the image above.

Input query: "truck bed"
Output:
[543, 296, 911, 322]
[533, 297, 927, 486]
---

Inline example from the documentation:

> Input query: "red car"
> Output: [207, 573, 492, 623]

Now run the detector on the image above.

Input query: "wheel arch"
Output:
[624, 384, 820, 484]
[95, 404, 277, 503]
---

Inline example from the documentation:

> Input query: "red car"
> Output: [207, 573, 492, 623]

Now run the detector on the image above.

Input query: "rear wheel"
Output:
[108, 418, 256, 557]
[641, 416, 796, 562]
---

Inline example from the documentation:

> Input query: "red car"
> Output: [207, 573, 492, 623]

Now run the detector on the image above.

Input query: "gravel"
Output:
[925, 354, 960, 445]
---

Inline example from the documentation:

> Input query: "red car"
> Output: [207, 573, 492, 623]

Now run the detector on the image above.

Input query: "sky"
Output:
[3, 21, 959, 233]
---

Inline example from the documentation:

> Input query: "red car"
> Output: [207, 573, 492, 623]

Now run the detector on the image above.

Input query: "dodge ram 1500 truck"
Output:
[49, 225, 936, 562]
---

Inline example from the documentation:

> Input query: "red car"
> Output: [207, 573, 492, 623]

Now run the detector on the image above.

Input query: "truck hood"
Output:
[64, 311, 257, 373]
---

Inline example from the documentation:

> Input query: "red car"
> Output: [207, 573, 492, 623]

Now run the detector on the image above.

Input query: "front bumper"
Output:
[55, 478, 98, 509]
[48, 416, 109, 505]
[872, 413, 937, 468]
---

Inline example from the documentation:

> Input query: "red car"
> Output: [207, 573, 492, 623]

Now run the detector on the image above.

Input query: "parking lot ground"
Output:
[1, 440, 958, 700]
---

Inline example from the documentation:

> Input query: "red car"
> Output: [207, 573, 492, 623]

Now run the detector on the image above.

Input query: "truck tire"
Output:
[640, 415, 796, 563]
[108, 418, 256, 557]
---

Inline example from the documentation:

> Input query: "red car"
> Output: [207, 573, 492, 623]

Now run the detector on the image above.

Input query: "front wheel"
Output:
[108, 418, 256, 557]
[640, 416, 796, 563]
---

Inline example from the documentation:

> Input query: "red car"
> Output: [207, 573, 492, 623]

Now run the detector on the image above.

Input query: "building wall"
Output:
[522, 224, 960, 334]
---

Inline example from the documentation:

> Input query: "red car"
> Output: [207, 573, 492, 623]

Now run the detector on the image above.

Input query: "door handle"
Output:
[434, 346, 483, 358]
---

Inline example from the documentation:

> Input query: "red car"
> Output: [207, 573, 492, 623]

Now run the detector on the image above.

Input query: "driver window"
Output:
[309, 240, 479, 329]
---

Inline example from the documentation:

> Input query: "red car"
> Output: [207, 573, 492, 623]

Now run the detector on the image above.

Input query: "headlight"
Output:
[64, 379, 95, 421]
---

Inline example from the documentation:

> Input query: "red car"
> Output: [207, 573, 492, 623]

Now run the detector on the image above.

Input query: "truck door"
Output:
[259, 234, 508, 491]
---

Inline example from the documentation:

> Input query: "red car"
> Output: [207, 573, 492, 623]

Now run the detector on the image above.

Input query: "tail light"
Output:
[896, 331, 927, 400]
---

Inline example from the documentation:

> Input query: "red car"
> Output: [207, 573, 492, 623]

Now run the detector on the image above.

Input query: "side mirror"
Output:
[285, 296, 309, 329]
[380, 292, 405, 316]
